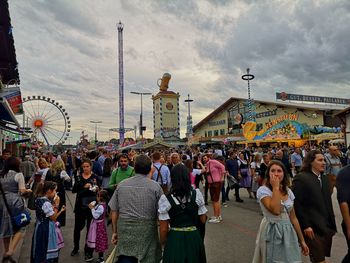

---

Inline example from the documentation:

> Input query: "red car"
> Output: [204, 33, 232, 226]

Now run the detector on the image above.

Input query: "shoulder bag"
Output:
[0, 181, 31, 231]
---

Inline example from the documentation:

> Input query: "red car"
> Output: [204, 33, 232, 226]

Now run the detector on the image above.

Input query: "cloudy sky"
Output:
[9, 0, 350, 143]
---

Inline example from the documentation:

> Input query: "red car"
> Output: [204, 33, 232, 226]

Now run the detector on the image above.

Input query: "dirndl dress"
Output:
[31, 197, 59, 263]
[252, 186, 301, 263]
[86, 203, 108, 252]
[55, 222, 64, 249]
[239, 161, 252, 188]
[162, 190, 207, 263]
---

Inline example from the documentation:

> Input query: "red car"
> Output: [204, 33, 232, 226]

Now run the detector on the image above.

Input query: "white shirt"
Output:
[158, 189, 207, 221]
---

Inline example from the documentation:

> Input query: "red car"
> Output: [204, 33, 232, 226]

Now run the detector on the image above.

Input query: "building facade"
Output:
[335, 107, 350, 147]
[193, 97, 345, 146]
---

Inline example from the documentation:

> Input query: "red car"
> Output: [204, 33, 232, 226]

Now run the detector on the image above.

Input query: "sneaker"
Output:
[236, 198, 244, 203]
[208, 217, 221, 223]
[222, 202, 228, 207]
[70, 249, 79, 256]
[218, 215, 223, 221]
[84, 254, 93, 262]
[97, 257, 105, 263]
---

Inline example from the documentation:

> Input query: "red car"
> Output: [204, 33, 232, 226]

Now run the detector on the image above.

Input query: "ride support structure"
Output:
[117, 21, 125, 144]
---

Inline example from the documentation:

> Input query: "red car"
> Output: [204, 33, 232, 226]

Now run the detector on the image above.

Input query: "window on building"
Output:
[208, 131, 212, 137]
[214, 130, 219, 136]
[204, 131, 207, 137]
[220, 129, 225, 135]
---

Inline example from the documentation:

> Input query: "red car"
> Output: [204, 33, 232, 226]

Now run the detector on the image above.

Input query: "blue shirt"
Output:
[291, 152, 302, 167]
[152, 162, 171, 187]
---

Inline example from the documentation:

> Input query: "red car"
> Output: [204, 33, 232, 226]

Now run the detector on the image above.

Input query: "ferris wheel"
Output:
[21, 96, 71, 146]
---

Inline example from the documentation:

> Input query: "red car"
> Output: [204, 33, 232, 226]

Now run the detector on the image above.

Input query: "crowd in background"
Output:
[0, 142, 350, 262]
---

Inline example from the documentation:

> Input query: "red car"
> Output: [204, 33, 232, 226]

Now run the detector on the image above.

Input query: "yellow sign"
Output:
[265, 114, 298, 129]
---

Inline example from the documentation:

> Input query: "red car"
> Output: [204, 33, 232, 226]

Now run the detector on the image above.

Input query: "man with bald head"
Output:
[325, 145, 343, 193]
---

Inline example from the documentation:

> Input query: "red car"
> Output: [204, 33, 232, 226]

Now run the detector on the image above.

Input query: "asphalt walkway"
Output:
[11, 189, 346, 263]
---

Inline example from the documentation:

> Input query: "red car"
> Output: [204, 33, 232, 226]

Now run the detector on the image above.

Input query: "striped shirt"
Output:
[108, 173, 163, 220]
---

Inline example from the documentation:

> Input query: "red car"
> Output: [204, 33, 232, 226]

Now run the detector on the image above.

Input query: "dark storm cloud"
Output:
[194, 1, 350, 97]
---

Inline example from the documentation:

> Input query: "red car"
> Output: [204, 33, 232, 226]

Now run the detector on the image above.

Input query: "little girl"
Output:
[31, 181, 65, 263]
[52, 194, 64, 250]
[86, 190, 109, 263]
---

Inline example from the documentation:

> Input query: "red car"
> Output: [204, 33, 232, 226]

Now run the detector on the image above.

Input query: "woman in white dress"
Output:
[252, 160, 309, 263]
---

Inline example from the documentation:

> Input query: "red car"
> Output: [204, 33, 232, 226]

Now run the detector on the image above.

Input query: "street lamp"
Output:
[130, 91, 152, 139]
[90, 120, 102, 143]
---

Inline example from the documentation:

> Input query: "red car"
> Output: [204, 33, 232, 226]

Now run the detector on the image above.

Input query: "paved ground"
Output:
[8, 188, 347, 262]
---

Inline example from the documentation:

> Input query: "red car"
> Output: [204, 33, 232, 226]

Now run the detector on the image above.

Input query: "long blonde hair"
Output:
[51, 159, 66, 176]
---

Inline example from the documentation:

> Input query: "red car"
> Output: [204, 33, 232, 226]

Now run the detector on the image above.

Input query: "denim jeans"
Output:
[221, 184, 226, 203]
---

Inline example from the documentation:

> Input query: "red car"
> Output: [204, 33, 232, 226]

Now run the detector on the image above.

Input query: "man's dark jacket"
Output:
[292, 171, 336, 236]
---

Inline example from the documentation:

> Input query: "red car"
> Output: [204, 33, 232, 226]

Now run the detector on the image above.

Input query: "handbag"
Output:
[105, 246, 117, 263]
[0, 181, 31, 231]
[227, 174, 239, 189]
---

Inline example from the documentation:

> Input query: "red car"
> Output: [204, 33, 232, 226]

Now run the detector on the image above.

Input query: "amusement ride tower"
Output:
[117, 21, 125, 144]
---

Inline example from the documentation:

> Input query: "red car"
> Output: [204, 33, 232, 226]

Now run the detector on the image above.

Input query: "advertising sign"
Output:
[0, 87, 23, 114]
[276, 92, 350, 105]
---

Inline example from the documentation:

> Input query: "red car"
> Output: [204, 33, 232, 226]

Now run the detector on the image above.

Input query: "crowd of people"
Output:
[0, 142, 350, 262]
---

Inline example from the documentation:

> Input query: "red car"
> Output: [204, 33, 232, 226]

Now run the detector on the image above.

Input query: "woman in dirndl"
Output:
[31, 181, 65, 263]
[238, 152, 254, 199]
[159, 164, 207, 263]
[46, 159, 71, 227]
[252, 160, 309, 263]
[1, 157, 32, 262]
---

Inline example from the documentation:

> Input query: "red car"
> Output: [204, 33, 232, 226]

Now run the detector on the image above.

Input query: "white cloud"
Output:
[8, 0, 350, 143]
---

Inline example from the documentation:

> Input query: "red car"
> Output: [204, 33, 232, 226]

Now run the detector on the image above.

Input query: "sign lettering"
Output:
[209, 119, 226, 127]
[276, 92, 350, 105]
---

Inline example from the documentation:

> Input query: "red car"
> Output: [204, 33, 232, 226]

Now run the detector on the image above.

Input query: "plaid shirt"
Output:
[109, 173, 163, 220]
[19, 160, 36, 179]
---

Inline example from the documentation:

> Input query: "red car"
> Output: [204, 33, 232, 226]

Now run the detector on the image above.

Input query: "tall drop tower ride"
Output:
[117, 21, 125, 144]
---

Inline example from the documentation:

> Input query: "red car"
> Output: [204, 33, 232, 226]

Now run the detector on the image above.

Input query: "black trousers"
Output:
[204, 177, 209, 204]
[226, 184, 241, 200]
[73, 208, 93, 255]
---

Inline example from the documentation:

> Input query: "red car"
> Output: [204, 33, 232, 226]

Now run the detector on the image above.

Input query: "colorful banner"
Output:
[242, 120, 303, 141]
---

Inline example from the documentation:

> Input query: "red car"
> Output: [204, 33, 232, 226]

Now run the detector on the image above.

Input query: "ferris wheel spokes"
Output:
[20, 96, 71, 146]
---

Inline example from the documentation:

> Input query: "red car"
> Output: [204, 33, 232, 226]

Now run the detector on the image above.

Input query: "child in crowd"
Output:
[52, 193, 64, 250]
[31, 181, 65, 263]
[86, 190, 109, 263]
